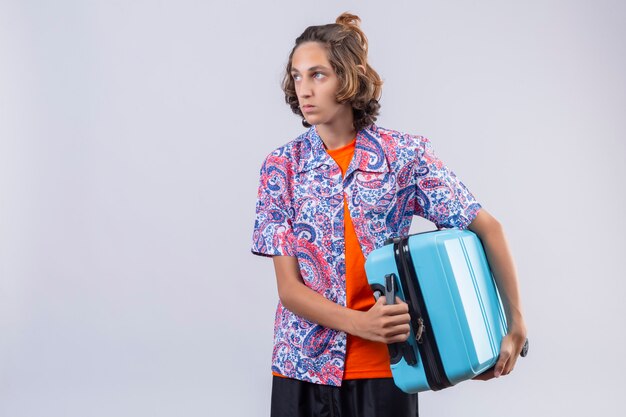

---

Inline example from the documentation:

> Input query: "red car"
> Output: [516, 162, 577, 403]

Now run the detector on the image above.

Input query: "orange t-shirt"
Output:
[273, 137, 392, 380]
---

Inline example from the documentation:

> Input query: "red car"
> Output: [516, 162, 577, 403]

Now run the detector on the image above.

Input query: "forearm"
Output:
[284, 280, 362, 333]
[468, 209, 526, 333]
[478, 222, 526, 331]
[272, 256, 411, 344]
[273, 257, 360, 334]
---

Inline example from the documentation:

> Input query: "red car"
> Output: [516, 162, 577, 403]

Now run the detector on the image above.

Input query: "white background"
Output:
[1, 1, 624, 416]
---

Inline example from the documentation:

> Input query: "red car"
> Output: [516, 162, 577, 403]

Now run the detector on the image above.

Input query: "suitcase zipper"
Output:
[394, 238, 452, 391]
[415, 317, 425, 343]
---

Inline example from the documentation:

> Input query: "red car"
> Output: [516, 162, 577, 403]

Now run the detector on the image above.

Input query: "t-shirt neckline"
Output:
[325, 137, 357, 155]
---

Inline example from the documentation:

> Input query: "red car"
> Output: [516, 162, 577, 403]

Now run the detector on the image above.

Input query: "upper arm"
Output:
[413, 135, 482, 229]
[250, 153, 296, 257]
[467, 208, 502, 237]
[272, 255, 304, 306]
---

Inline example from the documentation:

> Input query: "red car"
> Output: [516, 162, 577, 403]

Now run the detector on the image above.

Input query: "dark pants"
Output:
[270, 376, 419, 417]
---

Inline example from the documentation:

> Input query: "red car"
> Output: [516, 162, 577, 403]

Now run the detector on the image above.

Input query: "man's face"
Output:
[290, 42, 350, 127]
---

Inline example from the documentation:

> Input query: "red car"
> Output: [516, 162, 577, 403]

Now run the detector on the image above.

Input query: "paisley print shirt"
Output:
[251, 123, 482, 386]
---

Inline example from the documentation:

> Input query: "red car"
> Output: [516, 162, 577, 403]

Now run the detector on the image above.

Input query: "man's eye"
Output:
[291, 73, 324, 81]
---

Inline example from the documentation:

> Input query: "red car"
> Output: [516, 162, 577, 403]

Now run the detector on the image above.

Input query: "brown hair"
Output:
[281, 12, 384, 131]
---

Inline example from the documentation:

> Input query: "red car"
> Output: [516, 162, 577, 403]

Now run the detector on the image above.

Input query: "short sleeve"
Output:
[414, 136, 482, 229]
[250, 153, 297, 257]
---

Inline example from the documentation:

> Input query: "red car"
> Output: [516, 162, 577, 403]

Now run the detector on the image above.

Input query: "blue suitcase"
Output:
[364, 228, 526, 393]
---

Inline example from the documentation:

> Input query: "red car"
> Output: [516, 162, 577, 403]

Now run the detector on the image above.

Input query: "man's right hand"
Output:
[350, 296, 411, 344]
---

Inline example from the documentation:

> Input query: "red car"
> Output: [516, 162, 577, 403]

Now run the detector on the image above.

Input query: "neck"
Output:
[316, 122, 357, 151]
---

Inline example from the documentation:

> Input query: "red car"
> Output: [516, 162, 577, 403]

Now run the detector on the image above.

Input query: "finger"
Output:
[388, 323, 411, 336]
[384, 303, 409, 315]
[386, 331, 410, 344]
[508, 337, 529, 372]
[502, 361, 516, 376]
[394, 297, 410, 310]
[385, 313, 411, 326]
[494, 349, 512, 377]
[381, 295, 397, 306]
[503, 351, 520, 375]
[500, 336, 525, 375]
[381, 323, 411, 339]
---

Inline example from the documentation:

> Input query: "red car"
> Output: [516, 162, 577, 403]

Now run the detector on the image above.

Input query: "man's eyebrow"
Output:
[290, 65, 330, 73]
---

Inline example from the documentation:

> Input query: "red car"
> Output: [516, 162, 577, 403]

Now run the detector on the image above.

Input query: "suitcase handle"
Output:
[372, 274, 418, 366]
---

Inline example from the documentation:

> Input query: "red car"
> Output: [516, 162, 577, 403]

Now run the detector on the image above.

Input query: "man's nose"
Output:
[299, 77, 313, 97]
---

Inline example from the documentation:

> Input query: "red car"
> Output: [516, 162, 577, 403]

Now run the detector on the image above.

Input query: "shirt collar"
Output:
[296, 123, 389, 175]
